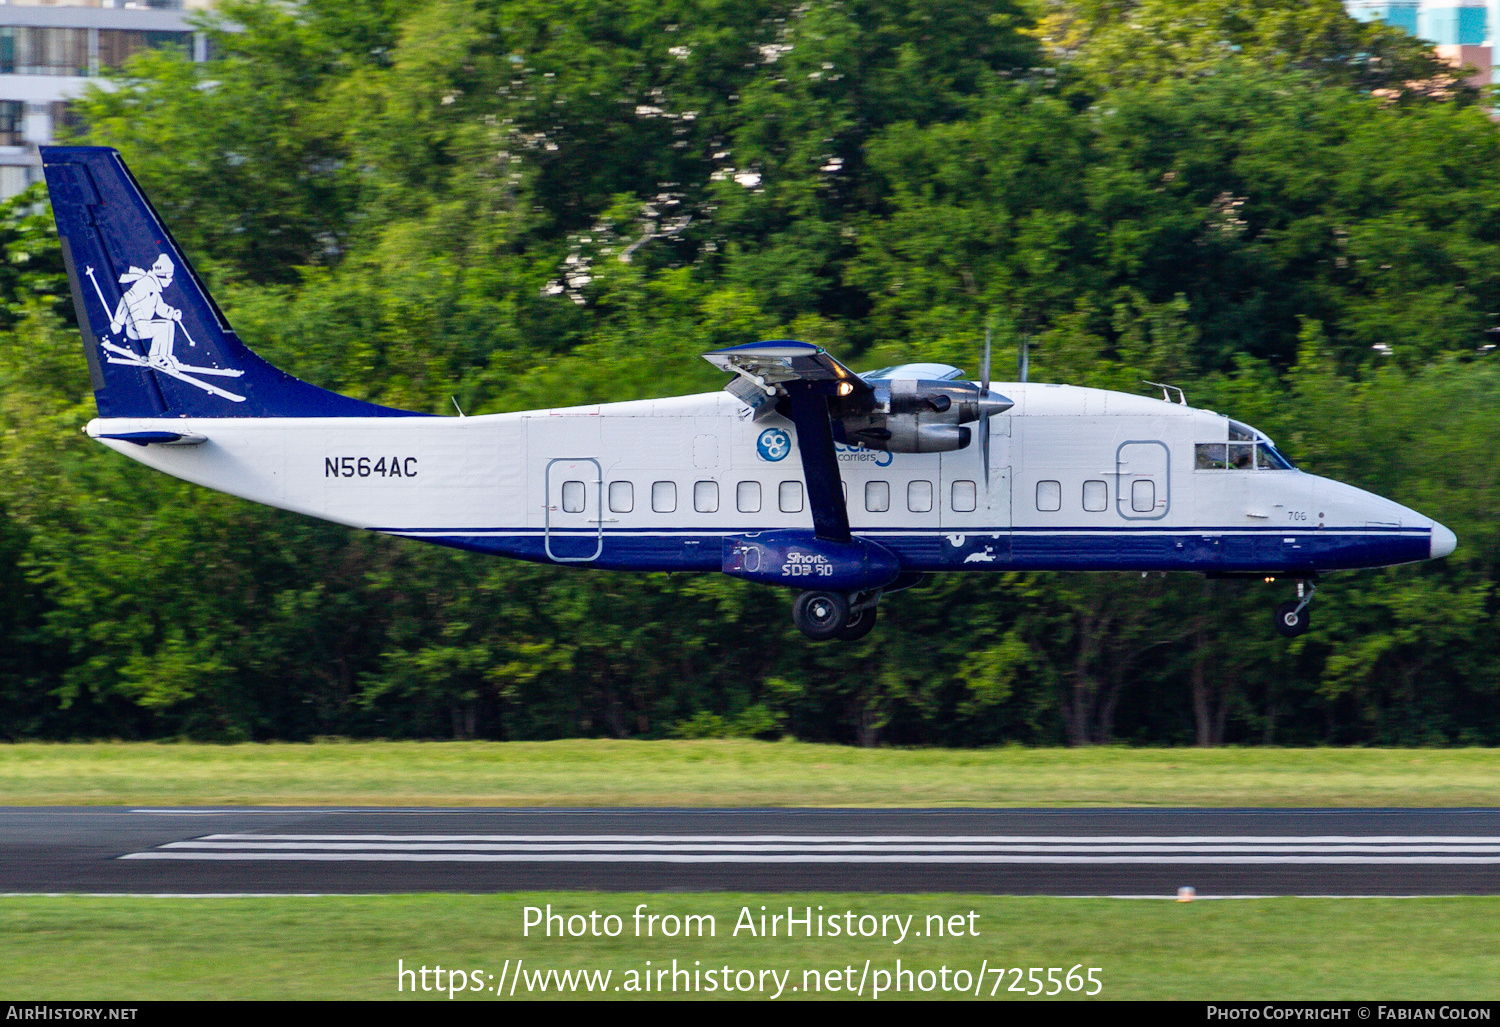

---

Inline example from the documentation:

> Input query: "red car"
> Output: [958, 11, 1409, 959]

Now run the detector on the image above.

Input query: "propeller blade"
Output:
[980, 320, 994, 483]
[981, 320, 992, 394]
[982, 419, 991, 485]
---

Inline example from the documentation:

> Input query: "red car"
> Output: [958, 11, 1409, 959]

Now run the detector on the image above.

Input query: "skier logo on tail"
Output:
[83, 254, 246, 402]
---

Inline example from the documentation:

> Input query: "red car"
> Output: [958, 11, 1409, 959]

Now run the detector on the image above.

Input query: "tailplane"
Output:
[42, 146, 412, 418]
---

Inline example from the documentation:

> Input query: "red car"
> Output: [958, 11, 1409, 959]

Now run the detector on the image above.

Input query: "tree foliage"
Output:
[0, 0, 1494, 745]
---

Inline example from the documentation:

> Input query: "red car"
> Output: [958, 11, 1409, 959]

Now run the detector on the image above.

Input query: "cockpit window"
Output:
[1194, 419, 1298, 470]
[1195, 440, 1296, 470]
[1195, 444, 1228, 469]
[1258, 442, 1295, 469]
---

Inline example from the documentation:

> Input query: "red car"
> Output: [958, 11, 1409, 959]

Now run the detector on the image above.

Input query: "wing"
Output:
[702, 340, 871, 414]
[704, 340, 859, 543]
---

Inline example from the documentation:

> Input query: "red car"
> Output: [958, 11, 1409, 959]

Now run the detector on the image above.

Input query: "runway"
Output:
[5, 807, 1500, 896]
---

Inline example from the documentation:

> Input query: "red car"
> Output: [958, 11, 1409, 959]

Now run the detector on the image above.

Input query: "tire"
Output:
[1274, 600, 1309, 638]
[836, 604, 879, 641]
[793, 591, 850, 641]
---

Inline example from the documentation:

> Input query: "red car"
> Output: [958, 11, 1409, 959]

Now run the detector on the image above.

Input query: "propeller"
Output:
[980, 321, 992, 484]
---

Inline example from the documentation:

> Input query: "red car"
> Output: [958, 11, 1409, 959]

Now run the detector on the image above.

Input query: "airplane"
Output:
[40, 146, 1457, 642]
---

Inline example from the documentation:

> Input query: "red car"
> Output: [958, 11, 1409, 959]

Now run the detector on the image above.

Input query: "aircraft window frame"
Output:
[951, 480, 977, 513]
[561, 480, 586, 514]
[736, 480, 761, 514]
[865, 480, 890, 513]
[694, 480, 719, 514]
[1036, 480, 1061, 512]
[1195, 443, 1229, 470]
[651, 480, 677, 514]
[608, 481, 633, 514]
[1131, 478, 1156, 513]
[1082, 480, 1107, 512]
[1196, 441, 1296, 471]
[1258, 442, 1295, 470]
[779, 480, 804, 514]
[907, 480, 933, 513]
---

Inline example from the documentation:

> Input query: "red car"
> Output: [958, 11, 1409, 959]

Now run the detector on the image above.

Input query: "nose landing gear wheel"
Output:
[1274, 600, 1310, 637]
[793, 590, 851, 641]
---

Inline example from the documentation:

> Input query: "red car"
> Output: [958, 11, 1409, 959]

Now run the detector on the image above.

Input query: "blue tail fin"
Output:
[42, 146, 414, 419]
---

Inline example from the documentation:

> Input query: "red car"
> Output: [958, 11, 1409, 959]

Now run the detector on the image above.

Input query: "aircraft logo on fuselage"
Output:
[757, 428, 791, 461]
[835, 443, 893, 467]
[83, 254, 246, 402]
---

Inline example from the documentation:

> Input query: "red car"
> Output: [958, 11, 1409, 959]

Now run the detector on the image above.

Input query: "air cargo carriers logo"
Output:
[84, 253, 246, 402]
[757, 428, 791, 462]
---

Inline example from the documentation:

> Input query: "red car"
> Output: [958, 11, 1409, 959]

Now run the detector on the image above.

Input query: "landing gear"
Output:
[1273, 580, 1316, 638]
[837, 603, 879, 641]
[793, 589, 882, 642]
[793, 590, 850, 641]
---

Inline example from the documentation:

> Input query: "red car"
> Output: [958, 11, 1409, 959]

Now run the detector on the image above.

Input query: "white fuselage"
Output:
[86, 382, 1445, 574]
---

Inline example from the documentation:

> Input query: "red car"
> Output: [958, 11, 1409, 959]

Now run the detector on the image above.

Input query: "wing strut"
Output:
[783, 382, 851, 544]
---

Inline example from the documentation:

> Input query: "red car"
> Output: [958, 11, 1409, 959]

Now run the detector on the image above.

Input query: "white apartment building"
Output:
[0, 0, 214, 197]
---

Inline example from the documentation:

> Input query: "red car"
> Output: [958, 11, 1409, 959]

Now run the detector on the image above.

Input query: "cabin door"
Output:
[1116, 441, 1170, 520]
[545, 457, 603, 562]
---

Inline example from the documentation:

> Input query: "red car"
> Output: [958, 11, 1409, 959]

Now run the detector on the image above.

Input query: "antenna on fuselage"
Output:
[1018, 335, 1029, 383]
[1142, 380, 1187, 406]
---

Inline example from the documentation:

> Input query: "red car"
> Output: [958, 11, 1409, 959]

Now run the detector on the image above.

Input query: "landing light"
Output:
[837, 381, 854, 396]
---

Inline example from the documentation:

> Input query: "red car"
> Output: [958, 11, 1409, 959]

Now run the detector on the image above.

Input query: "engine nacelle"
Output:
[887, 420, 970, 453]
[834, 379, 1011, 454]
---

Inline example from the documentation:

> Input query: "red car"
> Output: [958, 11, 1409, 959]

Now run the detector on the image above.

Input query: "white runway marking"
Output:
[116, 833, 1500, 865]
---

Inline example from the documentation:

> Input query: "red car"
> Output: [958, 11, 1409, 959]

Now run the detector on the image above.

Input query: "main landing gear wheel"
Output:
[836, 604, 879, 641]
[793, 591, 850, 641]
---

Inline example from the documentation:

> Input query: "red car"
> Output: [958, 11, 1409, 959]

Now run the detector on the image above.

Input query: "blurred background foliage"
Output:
[0, 0, 1496, 745]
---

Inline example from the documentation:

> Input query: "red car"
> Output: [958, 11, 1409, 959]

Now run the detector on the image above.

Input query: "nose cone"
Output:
[1430, 522, 1457, 560]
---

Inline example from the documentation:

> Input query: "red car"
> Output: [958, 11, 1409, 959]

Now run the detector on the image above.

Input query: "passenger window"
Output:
[1036, 480, 1061, 512]
[865, 481, 890, 513]
[1195, 444, 1229, 470]
[561, 480, 585, 514]
[779, 481, 803, 513]
[1082, 480, 1107, 512]
[908, 480, 933, 513]
[694, 480, 718, 514]
[737, 481, 761, 514]
[608, 481, 633, 513]
[951, 480, 977, 513]
[651, 481, 676, 513]
[1131, 479, 1155, 513]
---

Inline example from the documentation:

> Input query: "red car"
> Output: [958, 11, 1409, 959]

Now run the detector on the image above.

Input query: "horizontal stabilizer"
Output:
[96, 430, 207, 447]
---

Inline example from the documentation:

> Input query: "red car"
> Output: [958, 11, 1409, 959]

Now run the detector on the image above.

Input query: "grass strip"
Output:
[2, 740, 1500, 807]
[1, 893, 1493, 1000]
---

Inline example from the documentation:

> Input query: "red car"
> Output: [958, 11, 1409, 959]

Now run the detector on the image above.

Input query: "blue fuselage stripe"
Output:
[376, 526, 1431, 574]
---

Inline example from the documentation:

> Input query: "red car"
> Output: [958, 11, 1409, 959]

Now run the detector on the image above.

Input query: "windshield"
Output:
[1196, 420, 1297, 470]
